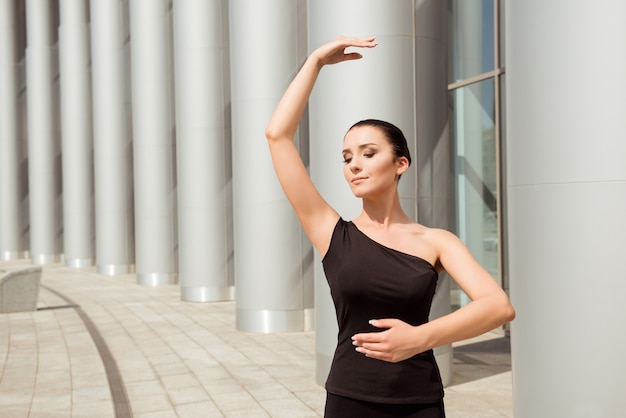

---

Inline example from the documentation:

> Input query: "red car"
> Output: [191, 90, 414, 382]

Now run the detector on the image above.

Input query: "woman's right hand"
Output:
[311, 36, 377, 67]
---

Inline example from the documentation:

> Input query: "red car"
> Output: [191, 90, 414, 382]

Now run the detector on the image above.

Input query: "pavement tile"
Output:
[167, 385, 212, 405]
[130, 393, 174, 414]
[175, 400, 224, 418]
[261, 397, 320, 418]
[72, 400, 116, 418]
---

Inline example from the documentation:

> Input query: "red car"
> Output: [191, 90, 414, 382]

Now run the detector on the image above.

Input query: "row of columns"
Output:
[0, 0, 451, 384]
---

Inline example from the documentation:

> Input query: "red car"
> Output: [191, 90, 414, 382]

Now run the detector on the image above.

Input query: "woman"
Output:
[265, 36, 515, 418]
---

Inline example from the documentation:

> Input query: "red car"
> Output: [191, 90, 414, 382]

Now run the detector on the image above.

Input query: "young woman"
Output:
[265, 36, 515, 418]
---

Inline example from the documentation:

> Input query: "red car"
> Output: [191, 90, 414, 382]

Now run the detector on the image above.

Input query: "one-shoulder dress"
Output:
[322, 219, 444, 404]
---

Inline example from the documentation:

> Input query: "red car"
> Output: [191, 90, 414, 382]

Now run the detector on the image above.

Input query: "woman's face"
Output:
[342, 126, 408, 199]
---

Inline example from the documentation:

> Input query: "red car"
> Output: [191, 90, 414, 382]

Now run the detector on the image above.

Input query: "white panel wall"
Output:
[506, 1, 626, 416]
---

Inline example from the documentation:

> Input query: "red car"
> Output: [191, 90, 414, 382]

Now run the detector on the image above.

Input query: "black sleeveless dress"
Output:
[322, 219, 444, 404]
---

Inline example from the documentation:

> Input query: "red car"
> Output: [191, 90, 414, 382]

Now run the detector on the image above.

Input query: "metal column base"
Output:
[97, 264, 135, 276]
[137, 272, 178, 286]
[65, 258, 95, 269]
[1, 251, 29, 261]
[181, 285, 235, 302]
[32, 254, 63, 265]
[236, 308, 314, 334]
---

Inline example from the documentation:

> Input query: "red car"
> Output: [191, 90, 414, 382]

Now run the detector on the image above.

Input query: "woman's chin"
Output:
[350, 189, 368, 199]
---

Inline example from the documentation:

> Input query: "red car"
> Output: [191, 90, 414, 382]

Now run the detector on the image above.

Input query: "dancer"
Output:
[265, 36, 515, 418]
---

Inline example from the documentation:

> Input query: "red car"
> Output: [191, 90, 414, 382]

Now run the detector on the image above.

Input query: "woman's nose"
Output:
[349, 159, 361, 173]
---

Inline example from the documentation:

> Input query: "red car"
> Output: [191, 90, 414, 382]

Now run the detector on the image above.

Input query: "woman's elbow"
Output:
[265, 126, 290, 144]
[500, 298, 516, 323]
[265, 126, 277, 142]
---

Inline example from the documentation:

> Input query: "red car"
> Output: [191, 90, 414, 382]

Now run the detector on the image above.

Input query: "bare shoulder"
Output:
[407, 225, 466, 271]
[424, 227, 471, 258]
[401, 223, 457, 244]
[420, 226, 460, 245]
[393, 222, 449, 268]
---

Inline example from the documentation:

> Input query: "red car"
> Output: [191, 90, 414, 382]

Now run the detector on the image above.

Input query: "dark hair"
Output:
[347, 119, 412, 166]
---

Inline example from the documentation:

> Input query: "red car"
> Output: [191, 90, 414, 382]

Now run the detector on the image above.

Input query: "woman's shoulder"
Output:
[400, 221, 452, 239]
[414, 224, 461, 247]
[403, 223, 462, 267]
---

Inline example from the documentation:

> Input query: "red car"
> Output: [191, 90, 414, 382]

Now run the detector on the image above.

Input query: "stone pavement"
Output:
[0, 261, 513, 417]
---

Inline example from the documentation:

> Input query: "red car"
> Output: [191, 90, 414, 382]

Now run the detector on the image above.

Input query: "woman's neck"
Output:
[357, 192, 412, 229]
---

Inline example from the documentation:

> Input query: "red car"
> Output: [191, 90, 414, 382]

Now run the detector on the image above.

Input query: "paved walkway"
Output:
[0, 261, 513, 417]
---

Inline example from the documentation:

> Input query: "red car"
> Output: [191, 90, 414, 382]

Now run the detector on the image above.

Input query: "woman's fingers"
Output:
[314, 36, 377, 65]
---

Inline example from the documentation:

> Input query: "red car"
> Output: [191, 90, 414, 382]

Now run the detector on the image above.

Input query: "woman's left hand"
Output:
[351, 319, 424, 363]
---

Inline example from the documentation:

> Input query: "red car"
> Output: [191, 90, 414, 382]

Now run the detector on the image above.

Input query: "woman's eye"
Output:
[364, 153, 375, 158]
[343, 157, 352, 164]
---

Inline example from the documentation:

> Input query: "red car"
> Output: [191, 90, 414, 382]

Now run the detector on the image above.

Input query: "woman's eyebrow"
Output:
[341, 143, 379, 154]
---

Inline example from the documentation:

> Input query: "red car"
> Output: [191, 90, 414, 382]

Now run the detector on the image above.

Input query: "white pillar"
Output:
[173, 0, 234, 301]
[0, 0, 28, 260]
[25, 0, 63, 264]
[229, 0, 313, 333]
[415, 0, 454, 387]
[59, 0, 95, 268]
[90, 0, 135, 275]
[129, 0, 177, 286]
[506, 1, 626, 416]
[309, 0, 452, 386]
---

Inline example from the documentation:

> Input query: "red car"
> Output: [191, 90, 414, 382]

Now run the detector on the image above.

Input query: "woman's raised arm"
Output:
[265, 36, 377, 255]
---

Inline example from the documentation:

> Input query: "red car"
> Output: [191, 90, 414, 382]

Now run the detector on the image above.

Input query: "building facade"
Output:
[2, 1, 625, 415]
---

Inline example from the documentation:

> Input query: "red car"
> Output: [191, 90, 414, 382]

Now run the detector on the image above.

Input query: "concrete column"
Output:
[59, 0, 95, 268]
[506, 2, 626, 416]
[90, 0, 135, 275]
[414, 0, 454, 387]
[229, 0, 313, 333]
[173, 0, 234, 301]
[129, 0, 177, 286]
[309, 0, 452, 386]
[0, 0, 28, 260]
[25, 0, 63, 264]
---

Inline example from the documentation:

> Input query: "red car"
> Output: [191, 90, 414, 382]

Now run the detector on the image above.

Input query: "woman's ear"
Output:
[396, 156, 410, 176]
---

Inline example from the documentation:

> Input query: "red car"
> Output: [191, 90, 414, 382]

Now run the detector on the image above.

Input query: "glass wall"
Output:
[448, 0, 504, 309]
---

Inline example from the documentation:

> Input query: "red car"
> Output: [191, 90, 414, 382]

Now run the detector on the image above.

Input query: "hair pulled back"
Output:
[347, 119, 412, 166]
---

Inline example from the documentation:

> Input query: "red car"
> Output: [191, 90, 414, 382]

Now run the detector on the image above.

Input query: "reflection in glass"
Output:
[451, 79, 498, 308]
[448, 0, 495, 83]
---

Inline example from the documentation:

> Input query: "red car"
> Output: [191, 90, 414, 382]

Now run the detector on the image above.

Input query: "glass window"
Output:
[448, 0, 495, 84]
[450, 79, 499, 308]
